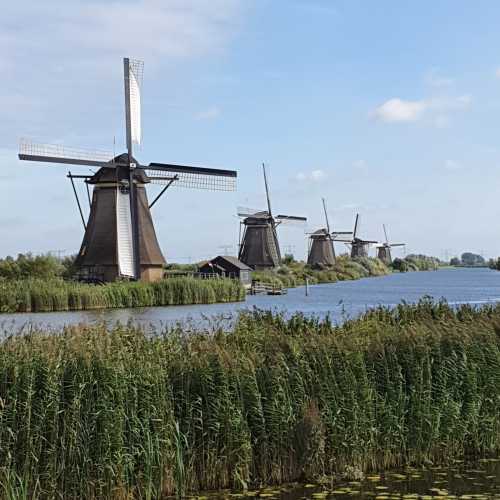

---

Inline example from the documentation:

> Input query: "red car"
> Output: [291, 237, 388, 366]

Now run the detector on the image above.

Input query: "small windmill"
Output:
[19, 58, 237, 282]
[238, 164, 306, 269]
[307, 198, 352, 267]
[335, 213, 378, 259]
[376, 224, 405, 264]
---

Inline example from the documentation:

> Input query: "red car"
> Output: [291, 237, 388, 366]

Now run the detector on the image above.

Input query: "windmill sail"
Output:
[116, 188, 135, 277]
[128, 60, 143, 146]
[19, 140, 114, 168]
[147, 163, 236, 190]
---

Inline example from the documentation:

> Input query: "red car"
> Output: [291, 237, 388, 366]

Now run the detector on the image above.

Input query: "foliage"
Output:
[461, 252, 486, 266]
[488, 258, 500, 271]
[0, 277, 245, 313]
[253, 256, 390, 287]
[0, 300, 498, 497]
[392, 254, 440, 272]
[0, 253, 74, 281]
[450, 253, 487, 267]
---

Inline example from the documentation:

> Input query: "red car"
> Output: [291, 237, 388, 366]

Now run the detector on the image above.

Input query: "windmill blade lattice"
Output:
[19, 140, 114, 168]
[237, 206, 268, 218]
[276, 214, 307, 225]
[147, 163, 236, 191]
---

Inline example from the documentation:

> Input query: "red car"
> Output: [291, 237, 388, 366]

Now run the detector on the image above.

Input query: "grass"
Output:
[253, 255, 390, 288]
[0, 277, 245, 313]
[0, 299, 498, 497]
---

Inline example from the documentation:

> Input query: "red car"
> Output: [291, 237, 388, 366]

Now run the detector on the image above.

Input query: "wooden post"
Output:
[305, 278, 309, 296]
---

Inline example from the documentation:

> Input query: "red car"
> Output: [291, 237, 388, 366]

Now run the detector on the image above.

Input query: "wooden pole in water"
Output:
[305, 278, 309, 296]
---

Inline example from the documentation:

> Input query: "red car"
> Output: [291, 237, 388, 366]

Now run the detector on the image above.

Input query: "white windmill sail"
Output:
[128, 60, 143, 145]
[116, 188, 135, 277]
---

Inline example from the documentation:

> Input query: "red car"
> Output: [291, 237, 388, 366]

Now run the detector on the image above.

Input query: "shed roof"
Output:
[213, 255, 252, 271]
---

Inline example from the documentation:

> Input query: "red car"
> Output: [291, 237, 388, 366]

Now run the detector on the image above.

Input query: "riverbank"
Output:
[253, 256, 390, 288]
[0, 299, 498, 497]
[0, 277, 245, 313]
[252, 254, 440, 289]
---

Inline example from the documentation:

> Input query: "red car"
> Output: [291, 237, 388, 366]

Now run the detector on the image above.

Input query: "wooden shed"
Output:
[199, 256, 252, 287]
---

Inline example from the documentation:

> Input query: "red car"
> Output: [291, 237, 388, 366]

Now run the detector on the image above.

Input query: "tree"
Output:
[461, 252, 485, 267]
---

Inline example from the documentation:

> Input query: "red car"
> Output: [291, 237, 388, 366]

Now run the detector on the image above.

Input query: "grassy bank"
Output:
[0, 277, 245, 313]
[253, 256, 390, 288]
[392, 254, 441, 272]
[0, 299, 499, 497]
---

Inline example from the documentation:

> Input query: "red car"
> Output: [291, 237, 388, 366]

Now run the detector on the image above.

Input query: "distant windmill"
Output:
[307, 198, 352, 267]
[238, 164, 307, 269]
[336, 213, 378, 258]
[376, 224, 405, 264]
[18, 58, 237, 283]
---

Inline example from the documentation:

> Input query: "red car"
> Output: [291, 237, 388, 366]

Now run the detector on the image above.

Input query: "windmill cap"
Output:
[87, 153, 150, 184]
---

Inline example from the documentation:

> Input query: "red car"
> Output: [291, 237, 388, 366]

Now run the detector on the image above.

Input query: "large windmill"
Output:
[335, 213, 378, 259]
[19, 58, 237, 283]
[376, 224, 405, 264]
[307, 198, 352, 267]
[238, 164, 306, 270]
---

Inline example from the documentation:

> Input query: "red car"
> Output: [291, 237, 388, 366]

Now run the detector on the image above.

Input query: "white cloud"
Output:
[495, 68, 500, 79]
[0, 0, 244, 147]
[371, 98, 427, 122]
[295, 169, 326, 182]
[195, 106, 221, 121]
[372, 95, 472, 125]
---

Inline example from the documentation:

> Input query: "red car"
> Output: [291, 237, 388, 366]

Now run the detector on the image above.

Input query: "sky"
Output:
[2, 0, 500, 262]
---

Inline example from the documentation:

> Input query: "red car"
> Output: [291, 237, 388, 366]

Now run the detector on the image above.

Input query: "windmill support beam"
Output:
[148, 176, 178, 209]
[67, 171, 86, 230]
[86, 182, 91, 207]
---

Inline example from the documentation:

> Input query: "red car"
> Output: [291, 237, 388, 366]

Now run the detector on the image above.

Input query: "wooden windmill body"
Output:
[336, 213, 378, 259]
[19, 58, 237, 282]
[376, 225, 405, 264]
[307, 198, 352, 267]
[238, 164, 306, 270]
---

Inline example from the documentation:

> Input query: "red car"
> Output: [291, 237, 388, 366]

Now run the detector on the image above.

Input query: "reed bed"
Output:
[0, 299, 499, 498]
[0, 277, 245, 313]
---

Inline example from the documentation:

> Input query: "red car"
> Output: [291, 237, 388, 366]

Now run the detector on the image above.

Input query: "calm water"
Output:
[203, 458, 500, 500]
[2, 268, 500, 331]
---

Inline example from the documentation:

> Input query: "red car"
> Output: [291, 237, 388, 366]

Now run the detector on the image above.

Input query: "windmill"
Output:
[307, 198, 352, 267]
[376, 224, 405, 264]
[238, 164, 306, 270]
[18, 58, 237, 283]
[335, 213, 378, 259]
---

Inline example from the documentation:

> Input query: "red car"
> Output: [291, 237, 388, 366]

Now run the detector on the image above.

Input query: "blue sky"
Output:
[2, 0, 500, 262]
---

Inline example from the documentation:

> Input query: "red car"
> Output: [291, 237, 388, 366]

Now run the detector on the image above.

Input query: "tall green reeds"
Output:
[0, 277, 245, 313]
[0, 299, 498, 497]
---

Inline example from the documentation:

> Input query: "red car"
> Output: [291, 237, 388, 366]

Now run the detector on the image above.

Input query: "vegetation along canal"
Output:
[2, 267, 500, 330]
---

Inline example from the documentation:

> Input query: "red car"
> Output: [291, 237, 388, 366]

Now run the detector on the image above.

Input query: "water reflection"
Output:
[198, 458, 500, 499]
